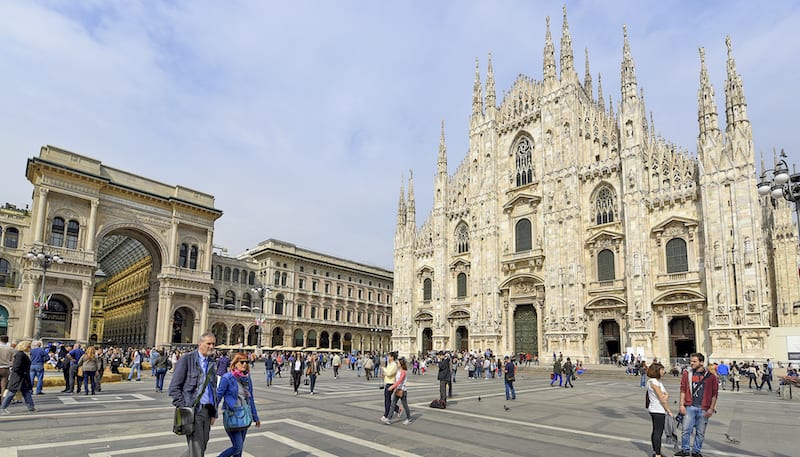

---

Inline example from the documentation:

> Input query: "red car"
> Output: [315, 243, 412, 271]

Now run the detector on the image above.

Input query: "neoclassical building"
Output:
[207, 239, 394, 353]
[392, 11, 800, 362]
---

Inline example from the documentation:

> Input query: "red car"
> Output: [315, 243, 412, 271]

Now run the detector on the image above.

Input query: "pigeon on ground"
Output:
[503, 405, 510, 411]
[478, 396, 481, 402]
[725, 433, 740, 445]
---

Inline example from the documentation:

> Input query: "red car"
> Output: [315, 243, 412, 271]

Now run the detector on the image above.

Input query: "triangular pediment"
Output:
[414, 311, 434, 321]
[447, 308, 471, 320]
[585, 229, 625, 245]
[502, 192, 541, 212]
[652, 216, 699, 233]
[449, 258, 470, 269]
[585, 296, 627, 309]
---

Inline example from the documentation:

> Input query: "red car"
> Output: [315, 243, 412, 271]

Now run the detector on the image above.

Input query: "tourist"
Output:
[550, 357, 562, 387]
[364, 355, 374, 381]
[503, 355, 516, 400]
[216, 352, 260, 457]
[264, 353, 275, 386]
[127, 348, 143, 381]
[380, 352, 398, 424]
[153, 348, 170, 393]
[645, 362, 671, 457]
[28, 340, 47, 395]
[67, 343, 85, 393]
[289, 352, 305, 395]
[169, 332, 218, 457]
[332, 353, 341, 379]
[562, 357, 574, 388]
[676, 353, 718, 457]
[77, 346, 100, 395]
[0, 341, 36, 414]
[437, 352, 451, 402]
[307, 354, 320, 395]
[59, 344, 72, 392]
[716, 361, 729, 390]
[386, 357, 412, 425]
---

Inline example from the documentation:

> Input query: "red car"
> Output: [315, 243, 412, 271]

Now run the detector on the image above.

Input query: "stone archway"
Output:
[41, 295, 74, 340]
[669, 316, 696, 358]
[421, 328, 433, 355]
[343, 332, 352, 353]
[247, 325, 259, 346]
[271, 327, 284, 347]
[319, 331, 330, 348]
[230, 324, 245, 346]
[514, 304, 538, 356]
[455, 326, 469, 352]
[211, 322, 228, 345]
[171, 307, 195, 345]
[599, 320, 621, 359]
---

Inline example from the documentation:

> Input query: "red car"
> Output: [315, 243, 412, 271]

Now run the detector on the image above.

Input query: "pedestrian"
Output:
[28, 340, 47, 395]
[264, 354, 275, 387]
[0, 335, 12, 396]
[216, 352, 230, 377]
[550, 357, 562, 387]
[128, 348, 142, 381]
[437, 352, 451, 402]
[717, 361, 729, 390]
[307, 354, 320, 395]
[216, 352, 260, 457]
[364, 356, 374, 381]
[380, 352, 398, 424]
[154, 349, 170, 393]
[758, 363, 772, 391]
[646, 362, 672, 457]
[730, 361, 741, 392]
[290, 352, 305, 396]
[562, 357, 574, 388]
[77, 346, 100, 395]
[503, 356, 516, 400]
[332, 353, 341, 379]
[676, 353, 718, 457]
[640, 359, 648, 388]
[59, 344, 71, 392]
[67, 343, 85, 393]
[150, 347, 160, 377]
[386, 357, 412, 425]
[1, 341, 36, 414]
[168, 332, 218, 457]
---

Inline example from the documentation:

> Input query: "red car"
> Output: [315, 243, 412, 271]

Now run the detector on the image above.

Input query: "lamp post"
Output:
[251, 286, 271, 357]
[370, 327, 383, 352]
[26, 248, 63, 340]
[757, 149, 800, 244]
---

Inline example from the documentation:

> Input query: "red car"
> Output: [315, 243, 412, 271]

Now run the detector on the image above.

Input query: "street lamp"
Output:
[757, 149, 800, 244]
[251, 285, 271, 356]
[26, 248, 63, 340]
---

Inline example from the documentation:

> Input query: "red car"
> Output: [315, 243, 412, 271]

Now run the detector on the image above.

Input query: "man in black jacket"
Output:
[437, 352, 451, 402]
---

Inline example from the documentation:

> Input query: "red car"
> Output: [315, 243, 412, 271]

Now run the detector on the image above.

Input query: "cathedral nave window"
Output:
[592, 186, 616, 225]
[423, 278, 432, 301]
[597, 249, 615, 282]
[456, 273, 467, 298]
[665, 238, 689, 273]
[515, 219, 532, 252]
[515, 136, 534, 187]
[455, 223, 470, 253]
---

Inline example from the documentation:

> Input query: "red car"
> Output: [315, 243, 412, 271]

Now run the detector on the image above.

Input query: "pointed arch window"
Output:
[593, 186, 616, 225]
[515, 218, 532, 252]
[456, 273, 467, 298]
[50, 217, 65, 247]
[455, 223, 469, 253]
[666, 238, 688, 273]
[66, 220, 80, 249]
[597, 249, 615, 281]
[189, 245, 198, 270]
[423, 278, 432, 301]
[515, 136, 534, 186]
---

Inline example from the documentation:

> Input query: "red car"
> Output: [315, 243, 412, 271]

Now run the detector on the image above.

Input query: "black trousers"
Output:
[181, 405, 212, 457]
[291, 372, 301, 392]
[649, 412, 666, 455]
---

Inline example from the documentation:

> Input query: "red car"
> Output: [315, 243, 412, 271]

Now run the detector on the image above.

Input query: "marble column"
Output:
[20, 276, 35, 339]
[86, 199, 99, 252]
[169, 220, 179, 267]
[33, 188, 48, 243]
[199, 295, 209, 338]
[76, 279, 93, 343]
[155, 291, 173, 347]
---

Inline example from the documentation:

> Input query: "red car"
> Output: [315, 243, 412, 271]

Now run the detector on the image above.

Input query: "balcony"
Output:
[501, 248, 545, 273]
[654, 270, 701, 289]
[587, 278, 626, 295]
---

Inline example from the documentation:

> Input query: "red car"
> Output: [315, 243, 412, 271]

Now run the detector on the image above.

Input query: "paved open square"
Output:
[0, 364, 796, 457]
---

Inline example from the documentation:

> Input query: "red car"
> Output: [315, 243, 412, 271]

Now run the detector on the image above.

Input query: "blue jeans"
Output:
[640, 371, 647, 387]
[128, 362, 141, 380]
[155, 368, 167, 391]
[504, 380, 516, 400]
[550, 373, 562, 386]
[218, 427, 248, 457]
[1, 387, 34, 410]
[265, 369, 274, 385]
[30, 364, 44, 394]
[681, 405, 709, 453]
[83, 371, 96, 393]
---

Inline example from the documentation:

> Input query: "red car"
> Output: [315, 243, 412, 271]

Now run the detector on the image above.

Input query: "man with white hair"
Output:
[29, 341, 48, 395]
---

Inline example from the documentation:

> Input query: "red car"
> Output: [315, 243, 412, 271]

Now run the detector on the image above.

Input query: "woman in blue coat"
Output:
[216, 352, 261, 457]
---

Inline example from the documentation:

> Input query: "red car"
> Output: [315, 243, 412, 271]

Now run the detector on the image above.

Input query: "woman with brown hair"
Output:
[216, 352, 260, 457]
[1, 341, 36, 414]
[386, 357, 412, 425]
[646, 362, 672, 457]
[78, 346, 100, 395]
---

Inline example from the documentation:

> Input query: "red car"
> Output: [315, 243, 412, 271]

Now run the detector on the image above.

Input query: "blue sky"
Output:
[1, 1, 798, 270]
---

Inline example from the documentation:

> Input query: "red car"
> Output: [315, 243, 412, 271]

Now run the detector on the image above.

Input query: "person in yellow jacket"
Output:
[380, 352, 398, 423]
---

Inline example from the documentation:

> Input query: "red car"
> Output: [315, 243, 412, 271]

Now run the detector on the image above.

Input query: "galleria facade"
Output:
[392, 12, 800, 362]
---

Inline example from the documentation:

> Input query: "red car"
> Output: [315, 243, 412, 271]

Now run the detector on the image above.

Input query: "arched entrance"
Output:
[307, 330, 317, 347]
[294, 329, 304, 347]
[172, 307, 194, 344]
[271, 327, 284, 347]
[212, 322, 228, 345]
[599, 320, 620, 359]
[332, 332, 341, 350]
[514, 304, 538, 356]
[669, 317, 696, 358]
[247, 326, 258, 346]
[421, 328, 433, 354]
[455, 326, 469, 352]
[229, 324, 244, 346]
[319, 331, 330, 348]
[0, 305, 7, 336]
[41, 295, 73, 340]
[343, 333, 352, 353]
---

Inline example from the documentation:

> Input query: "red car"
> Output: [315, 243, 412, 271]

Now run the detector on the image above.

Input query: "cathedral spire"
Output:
[697, 47, 720, 135]
[543, 16, 557, 89]
[724, 35, 748, 125]
[438, 120, 447, 175]
[472, 57, 483, 116]
[397, 174, 406, 227]
[584, 48, 593, 98]
[406, 170, 416, 229]
[485, 52, 496, 108]
[559, 5, 576, 82]
[620, 25, 638, 103]
[597, 73, 605, 111]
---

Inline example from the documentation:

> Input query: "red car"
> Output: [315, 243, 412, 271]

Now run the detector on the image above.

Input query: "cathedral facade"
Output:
[392, 11, 800, 363]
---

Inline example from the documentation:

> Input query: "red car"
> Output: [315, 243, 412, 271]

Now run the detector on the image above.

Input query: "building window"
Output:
[358, 312, 363, 323]
[515, 136, 534, 187]
[66, 220, 80, 249]
[189, 245, 198, 270]
[50, 217, 65, 247]
[233, 269, 240, 283]
[3, 228, 18, 249]
[248, 271, 255, 285]
[357, 289, 363, 299]
[274, 294, 284, 315]
[324, 308, 329, 320]
[296, 304, 303, 318]
[593, 186, 616, 225]
[597, 249, 615, 281]
[179, 244, 188, 268]
[336, 285, 342, 295]
[224, 267, 231, 281]
[335, 309, 341, 321]
[311, 307, 317, 319]
[347, 287, 352, 298]
[325, 283, 330, 294]
[281, 273, 287, 286]
[299, 266, 304, 272]
[210, 288, 219, 303]
[368, 291, 372, 300]
[312, 280, 318, 292]
[457, 273, 467, 298]
[423, 278, 432, 301]
[274, 271, 280, 286]
[0, 258, 12, 287]
[666, 238, 689, 273]
[455, 223, 469, 253]
[515, 219, 532, 252]
[378, 292, 382, 302]
[347, 310, 352, 322]
[367, 314, 372, 324]
[299, 278, 305, 289]
[214, 265, 222, 280]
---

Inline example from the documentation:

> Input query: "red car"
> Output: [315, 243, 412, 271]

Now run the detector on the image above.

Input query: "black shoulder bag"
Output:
[173, 363, 214, 436]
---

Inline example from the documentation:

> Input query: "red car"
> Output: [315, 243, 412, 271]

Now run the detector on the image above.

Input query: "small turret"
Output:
[584, 48, 593, 98]
[597, 73, 605, 111]
[543, 16, 557, 90]
[397, 176, 406, 227]
[620, 25, 638, 103]
[697, 47, 720, 137]
[438, 120, 447, 175]
[724, 36, 749, 126]
[406, 171, 416, 230]
[486, 52, 496, 109]
[472, 58, 483, 116]
[559, 5, 577, 83]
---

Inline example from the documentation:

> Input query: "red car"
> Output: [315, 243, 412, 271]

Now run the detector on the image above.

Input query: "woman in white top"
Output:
[386, 357, 412, 425]
[646, 362, 672, 457]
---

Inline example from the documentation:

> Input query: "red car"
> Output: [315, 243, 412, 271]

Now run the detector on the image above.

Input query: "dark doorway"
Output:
[422, 328, 433, 354]
[319, 331, 330, 348]
[455, 326, 469, 352]
[172, 307, 194, 344]
[271, 327, 284, 347]
[514, 304, 538, 356]
[332, 332, 341, 350]
[669, 317, 696, 358]
[599, 320, 621, 359]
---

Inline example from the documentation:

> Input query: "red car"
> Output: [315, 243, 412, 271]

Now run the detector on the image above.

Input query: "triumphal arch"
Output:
[19, 146, 222, 346]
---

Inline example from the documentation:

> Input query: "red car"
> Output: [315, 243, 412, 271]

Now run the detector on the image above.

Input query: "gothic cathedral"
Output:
[392, 9, 800, 362]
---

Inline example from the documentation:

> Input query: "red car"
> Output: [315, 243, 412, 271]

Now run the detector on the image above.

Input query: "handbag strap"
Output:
[192, 361, 214, 409]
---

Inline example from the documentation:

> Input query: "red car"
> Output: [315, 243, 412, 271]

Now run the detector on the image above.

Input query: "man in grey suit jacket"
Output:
[169, 332, 218, 457]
